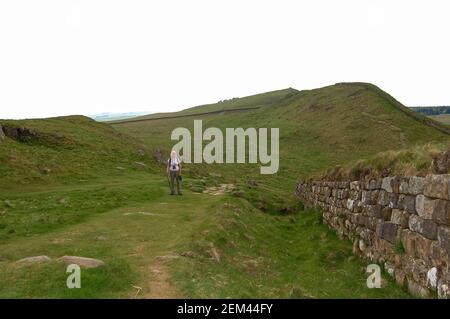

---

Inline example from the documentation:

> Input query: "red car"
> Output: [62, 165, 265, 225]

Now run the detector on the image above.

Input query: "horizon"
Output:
[1, 0, 450, 119]
[2, 82, 450, 121]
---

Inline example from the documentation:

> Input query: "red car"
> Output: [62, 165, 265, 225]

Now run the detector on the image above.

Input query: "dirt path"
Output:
[144, 259, 181, 298]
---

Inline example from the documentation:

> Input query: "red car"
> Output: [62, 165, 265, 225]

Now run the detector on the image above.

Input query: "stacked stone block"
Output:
[296, 174, 450, 298]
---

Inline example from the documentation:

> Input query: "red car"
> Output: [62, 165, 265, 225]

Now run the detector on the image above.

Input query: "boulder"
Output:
[16, 256, 51, 265]
[58, 256, 105, 268]
[134, 161, 147, 169]
[424, 174, 450, 200]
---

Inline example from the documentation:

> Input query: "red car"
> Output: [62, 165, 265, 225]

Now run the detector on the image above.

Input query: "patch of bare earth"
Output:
[131, 254, 182, 299]
[203, 184, 235, 195]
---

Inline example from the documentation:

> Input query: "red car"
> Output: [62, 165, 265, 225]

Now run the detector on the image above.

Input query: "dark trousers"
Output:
[169, 170, 181, 194]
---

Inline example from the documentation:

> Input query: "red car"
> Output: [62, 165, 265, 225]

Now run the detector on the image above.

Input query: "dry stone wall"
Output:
[296, 174, 450, 298]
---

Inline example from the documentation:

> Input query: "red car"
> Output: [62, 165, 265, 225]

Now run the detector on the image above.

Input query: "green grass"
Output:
[170, 199, 408, 298]
[0, 174, 409, 298]
[316, 142, 450, 180]
[0, 116, 157, 190]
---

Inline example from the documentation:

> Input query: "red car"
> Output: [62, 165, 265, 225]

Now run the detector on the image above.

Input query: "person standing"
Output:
[167, 150, 182, 195]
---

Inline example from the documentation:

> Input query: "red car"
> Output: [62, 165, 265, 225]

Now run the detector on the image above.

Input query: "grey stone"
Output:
[408, 280, 432, 298]
[134, 161, 147, 169]
[437, 226, 450, 255]
[438, 280, 450, 299]
[409, 215, 438, 240]
[401, 229, 417, 257]
[391, 209, 409, 228]
[415, 195, 435, 219]
[376, 222, 399, 243]
[377, 190, 390, 206]
[350, 181, 360, 190]
[409, 177, 425, 195]
[381, 177, 394, 192]
[16, 256, 51, 265]
[398, 195, 415, 213]
[424, 174, 450, 200]
[432, 200, 450, 226]
[389, 193, 399, 209]
[58, 256, 105, 268]
[369, 179, 381, 190]
[399, 178, 409, 194]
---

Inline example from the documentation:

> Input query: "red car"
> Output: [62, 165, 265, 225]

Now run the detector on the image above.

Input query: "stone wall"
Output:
[296, 175, 450, 298]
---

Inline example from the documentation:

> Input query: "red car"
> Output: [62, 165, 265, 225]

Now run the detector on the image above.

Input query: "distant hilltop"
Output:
[89, 112, 150, 122]
[410, 106, 450, 116]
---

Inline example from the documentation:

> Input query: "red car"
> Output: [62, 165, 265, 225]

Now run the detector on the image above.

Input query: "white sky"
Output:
[1, 0, 449, 119]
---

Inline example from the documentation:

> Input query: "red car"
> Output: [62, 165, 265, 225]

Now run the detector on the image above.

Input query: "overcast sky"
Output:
[1, 0, 449, 119]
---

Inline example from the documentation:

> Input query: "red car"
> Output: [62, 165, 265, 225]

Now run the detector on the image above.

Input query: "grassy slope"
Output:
[0, 177, 407, 298]
[113, 82, 449, 187]
[111, 88, 298, 122]
[0, 116, 156, 191]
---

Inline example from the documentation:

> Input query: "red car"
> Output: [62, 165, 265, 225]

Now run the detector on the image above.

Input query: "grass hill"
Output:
[112, 82, 449, 183]
[110, 88, 298, 123]
[0, 116, 156, 191]
[0, 82, 448, 298]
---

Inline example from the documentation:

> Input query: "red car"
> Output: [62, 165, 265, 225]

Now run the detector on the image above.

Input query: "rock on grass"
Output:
[58, 256, 105, 269]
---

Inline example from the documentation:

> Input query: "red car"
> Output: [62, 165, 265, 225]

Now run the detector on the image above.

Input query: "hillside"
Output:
[112, 82, 450, 183]
[110, 88, 298, 123]
[0, 116, 155, 191]
[0, 82, 447, 299]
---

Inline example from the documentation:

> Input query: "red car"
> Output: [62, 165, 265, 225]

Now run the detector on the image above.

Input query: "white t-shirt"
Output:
[168, 157, 181, 172]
